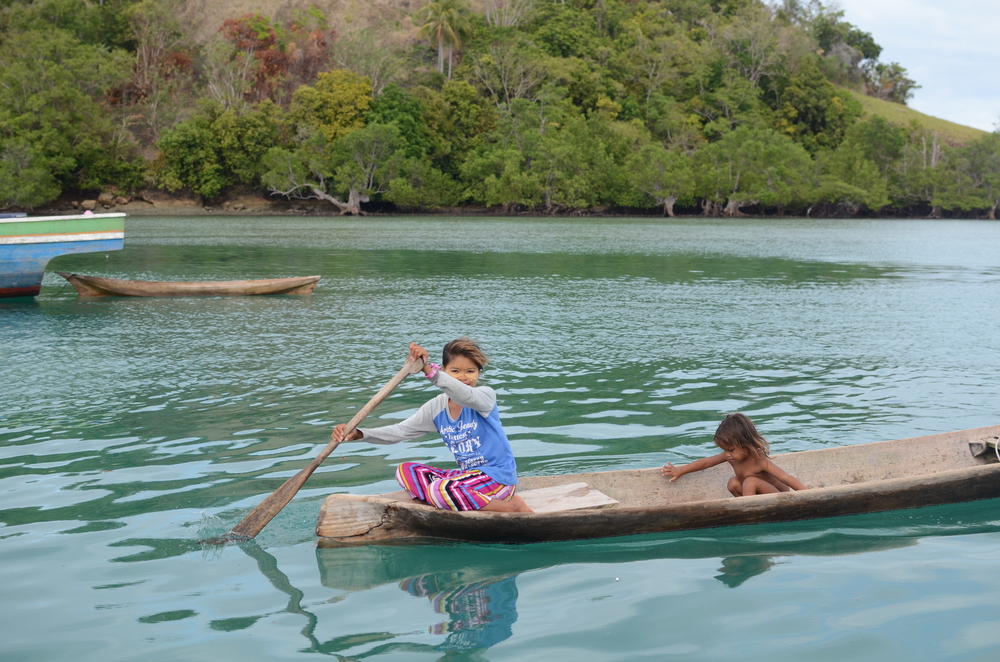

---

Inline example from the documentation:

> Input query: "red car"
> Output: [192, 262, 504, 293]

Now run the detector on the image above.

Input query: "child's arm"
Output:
[332, 398, 440, 445]
[662, 452, 728, 482]
[764, 460, 807, 491]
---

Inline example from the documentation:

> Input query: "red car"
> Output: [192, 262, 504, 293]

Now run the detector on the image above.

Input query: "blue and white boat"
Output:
[0, 212, 125, 298]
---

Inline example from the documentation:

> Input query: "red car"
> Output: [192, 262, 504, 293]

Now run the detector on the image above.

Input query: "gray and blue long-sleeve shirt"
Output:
[358, 371, 518, 485]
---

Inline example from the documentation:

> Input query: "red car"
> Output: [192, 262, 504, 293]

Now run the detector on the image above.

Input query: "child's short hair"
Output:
[442, 337, 489, 371]
[713, 413, 769, 459]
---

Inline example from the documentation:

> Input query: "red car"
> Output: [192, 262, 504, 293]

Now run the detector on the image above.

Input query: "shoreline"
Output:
[24, 190, 998, 220]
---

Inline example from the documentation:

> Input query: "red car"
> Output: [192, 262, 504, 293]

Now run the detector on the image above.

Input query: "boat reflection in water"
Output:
[713, 555, 779, 588]
[204, 499, 1000, 658]
[314, 519, 923, 594]
[400, 573, 518, 653]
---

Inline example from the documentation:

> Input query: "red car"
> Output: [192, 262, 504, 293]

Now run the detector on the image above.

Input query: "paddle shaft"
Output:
[227, 356, 426, 539]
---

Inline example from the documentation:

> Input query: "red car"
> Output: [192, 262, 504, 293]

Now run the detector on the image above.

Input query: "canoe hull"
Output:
[57, 273, 321, 297]
[317, 424, 1000, 545]
[0, 214, 125, 299]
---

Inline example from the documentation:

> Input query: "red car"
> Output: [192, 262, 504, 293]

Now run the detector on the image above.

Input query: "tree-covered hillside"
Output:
[1, 0, 997, 217]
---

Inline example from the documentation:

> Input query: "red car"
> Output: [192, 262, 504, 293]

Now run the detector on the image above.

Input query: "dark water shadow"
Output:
[96, 242, 900, 285]
[0, 297, 41, 310]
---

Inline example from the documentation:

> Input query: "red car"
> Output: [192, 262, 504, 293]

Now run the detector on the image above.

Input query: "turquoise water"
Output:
[2, 216, 1000, 661]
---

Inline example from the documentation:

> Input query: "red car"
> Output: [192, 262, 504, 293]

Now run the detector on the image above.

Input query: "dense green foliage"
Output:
[156, 101, 285, 198]
[0, 0, 995, 217]
[0, 20, 135, 208]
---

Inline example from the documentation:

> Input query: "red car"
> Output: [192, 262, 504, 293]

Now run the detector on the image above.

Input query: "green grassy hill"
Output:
[176, 0, 986, 148]
[846, 89, 987, 145]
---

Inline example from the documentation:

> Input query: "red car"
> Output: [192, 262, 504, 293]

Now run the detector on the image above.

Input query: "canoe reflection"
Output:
[316, 499, 1000, 597]
[714, 555, 778, 588]
[400, 574, 518, 651]
[315, 530, 917, 593]
[222, 499, 999, 657]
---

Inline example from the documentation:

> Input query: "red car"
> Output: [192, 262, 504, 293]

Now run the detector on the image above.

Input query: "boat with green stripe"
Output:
[0, 212, 125, 298]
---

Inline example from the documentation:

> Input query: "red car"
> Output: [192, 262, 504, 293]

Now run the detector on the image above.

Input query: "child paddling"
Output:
[332, 340, 533, 513]
[662, 413, 807, 496]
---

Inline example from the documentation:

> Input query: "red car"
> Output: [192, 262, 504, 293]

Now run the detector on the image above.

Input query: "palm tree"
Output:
[416, 0, 471, 79]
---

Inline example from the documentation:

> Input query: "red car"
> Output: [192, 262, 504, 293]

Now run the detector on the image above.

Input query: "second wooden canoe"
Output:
[57, 272, 320, 296]
[316, 424, 1000, 545]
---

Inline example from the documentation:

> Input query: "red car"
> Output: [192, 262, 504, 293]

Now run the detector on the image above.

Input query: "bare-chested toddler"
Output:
[661, 413, 806, 496]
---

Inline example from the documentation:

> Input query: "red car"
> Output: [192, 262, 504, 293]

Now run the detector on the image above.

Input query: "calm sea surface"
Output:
[3, 216, 1000, 661]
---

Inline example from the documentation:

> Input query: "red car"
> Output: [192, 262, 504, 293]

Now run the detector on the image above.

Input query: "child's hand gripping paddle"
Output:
[214, 355, 426, 542]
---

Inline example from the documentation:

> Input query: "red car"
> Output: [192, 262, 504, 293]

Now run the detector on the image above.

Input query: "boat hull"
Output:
[316, 424, 1000, 545]
[0, 214, 125, 298]
[58, 273, 321, 297]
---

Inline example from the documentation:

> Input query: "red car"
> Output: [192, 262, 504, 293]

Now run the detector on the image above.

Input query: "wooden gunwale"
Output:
[316, 424, 1000, 545]
[57, 272, 320, 297]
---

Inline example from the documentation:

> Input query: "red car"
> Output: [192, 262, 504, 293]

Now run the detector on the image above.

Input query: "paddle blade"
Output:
[212, 356, 425, 542]
[225, 457, 328, 540]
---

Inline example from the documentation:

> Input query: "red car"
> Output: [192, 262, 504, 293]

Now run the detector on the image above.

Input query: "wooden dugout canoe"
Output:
[316, 424, 1000, 545]
[57, 272, 320, 296]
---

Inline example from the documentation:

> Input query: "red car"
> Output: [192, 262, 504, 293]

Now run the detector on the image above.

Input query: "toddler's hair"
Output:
[442, 337, 489, 371]
[714, 413, 769, 459]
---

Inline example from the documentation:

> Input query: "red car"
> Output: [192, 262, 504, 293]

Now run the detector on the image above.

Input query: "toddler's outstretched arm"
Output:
[662, 453, 728, 482]
[765, 460, 807, 491]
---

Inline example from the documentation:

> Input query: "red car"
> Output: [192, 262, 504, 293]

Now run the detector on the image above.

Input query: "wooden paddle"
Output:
[218, 355, 426, 541]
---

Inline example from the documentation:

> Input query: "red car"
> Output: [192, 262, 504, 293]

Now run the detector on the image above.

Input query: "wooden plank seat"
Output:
[519, 482, 619, 512]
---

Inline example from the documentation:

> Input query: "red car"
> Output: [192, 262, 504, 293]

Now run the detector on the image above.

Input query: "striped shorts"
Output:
[395, 461, 516, 511]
